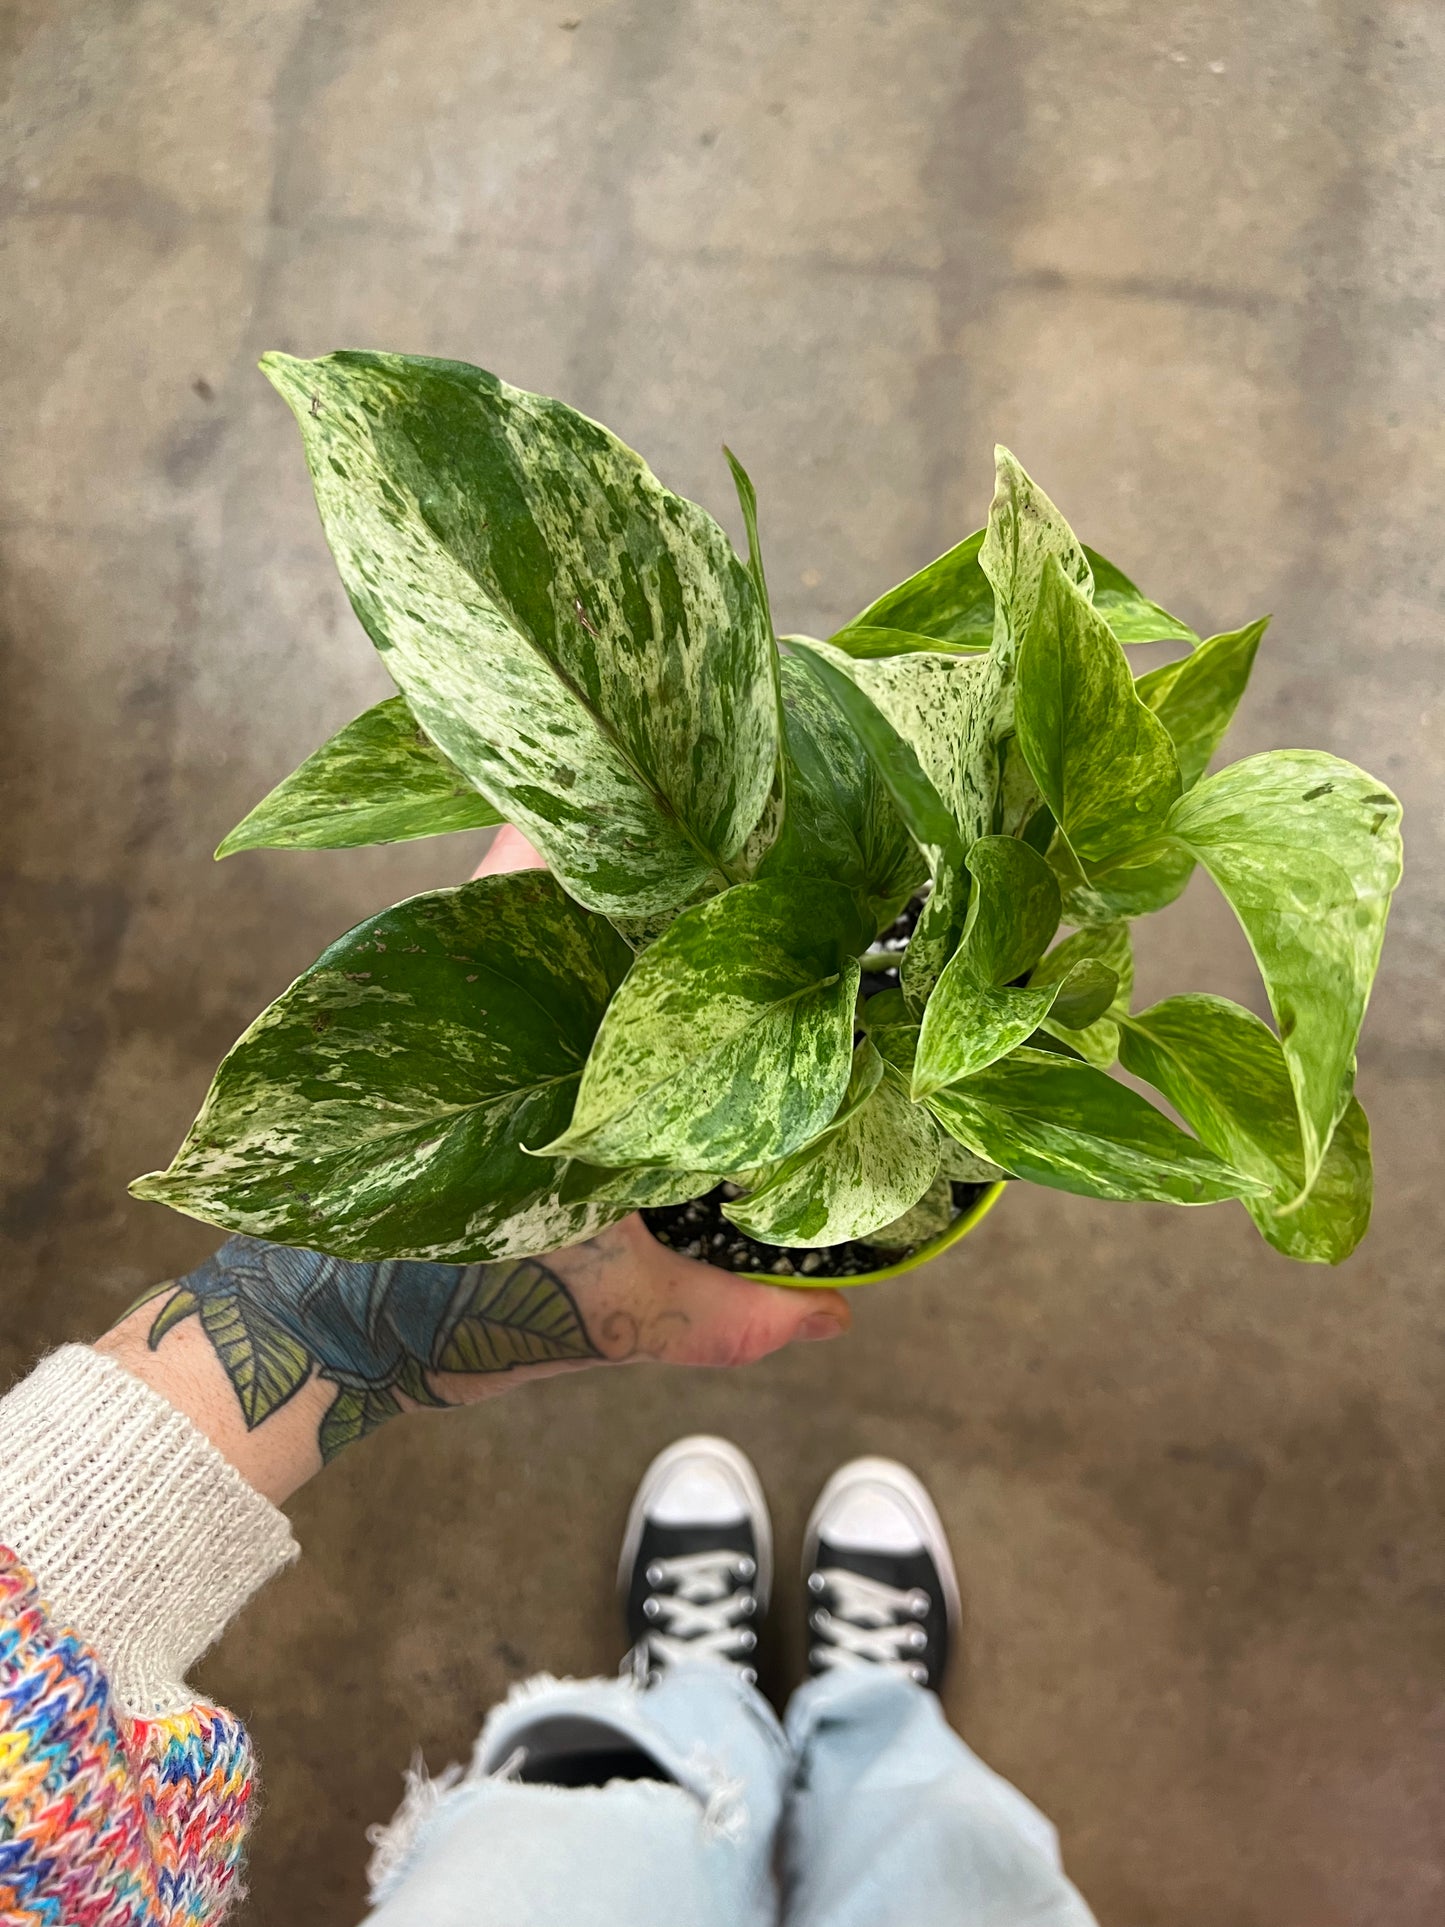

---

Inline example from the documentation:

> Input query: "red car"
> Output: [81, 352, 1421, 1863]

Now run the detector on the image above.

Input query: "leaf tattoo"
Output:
[146, 1236, 599, 1460]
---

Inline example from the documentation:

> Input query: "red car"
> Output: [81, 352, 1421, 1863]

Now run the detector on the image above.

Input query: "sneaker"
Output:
[802, 1456, 961, 1691]
[619, 1436, 773, 1687]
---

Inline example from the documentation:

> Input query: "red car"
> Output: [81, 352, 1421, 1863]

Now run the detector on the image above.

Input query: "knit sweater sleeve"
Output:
[0, 1346, 299, 1923]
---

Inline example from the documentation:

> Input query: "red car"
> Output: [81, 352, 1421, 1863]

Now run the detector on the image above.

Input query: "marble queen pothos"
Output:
[134, 351, 1402, 1288]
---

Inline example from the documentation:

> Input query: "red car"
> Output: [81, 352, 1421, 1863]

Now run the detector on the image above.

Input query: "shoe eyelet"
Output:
[807, 1571, 826, 1595]
[738, 1592, 757, 1616]
[642, 1596, 662, 1621]
[739, 1628, 757, 1652]
[736, 1555, 756, 1581]
[909, 1663, 929, 1685]
[645, 1561, 665, 1587]
[740, 1665, 758, 1685]
[908, 1590, 930, 1618]
[908, 1627, 927, 1651]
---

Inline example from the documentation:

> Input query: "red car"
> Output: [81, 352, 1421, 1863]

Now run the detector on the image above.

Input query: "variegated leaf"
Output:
[1134, 618, 1268, 789]
[912, 836, 1066, 1091]
[131, 873, 646, 1262]
[216, 695, 502, 857]
[1031, 920, 1133, 1066]
[723, 1040, 941, 1248]
[1084, 547, 1199, 647]
[1118, 995, 1372, 1263]
[1017, 555, 1182, 865]
[979, 449, 1093, 661]
[832, 516, 1196, 654]
[758, 655, 927, 937]
[542, 878, 863, 1173]
[926, 1048, 1267, 1205]
[1164, 751, 1402, 1194]
[262, 352, 778, 917]
[868, 1175, 957, 1251]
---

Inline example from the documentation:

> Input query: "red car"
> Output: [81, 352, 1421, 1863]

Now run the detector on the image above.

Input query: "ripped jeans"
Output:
[362, 1664, 1098, 1927]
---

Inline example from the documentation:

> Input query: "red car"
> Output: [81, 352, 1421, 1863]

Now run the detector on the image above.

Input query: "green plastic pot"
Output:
[739, 1180, 1006, 1289]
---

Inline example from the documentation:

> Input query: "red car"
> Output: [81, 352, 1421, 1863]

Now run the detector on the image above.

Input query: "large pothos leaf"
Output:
[723, 1040, 941, 1248]
[1117, 995, 1372, 1263]
[757, 655, 927, 937]
[542, 878, 863, 1173]
[830, 519, 1196, 655]
[130, 873, 660, 1262]
[1134, 618, 1268, 789]
[979, 450, 1093, 660]
[723, 448, 788, 878]
[262, 352, 778, 918]
[217, 695, 503, 857]
[925, 1049, 1267, 1205]
[1017, 555, 1182, 865]
[1030, 920, 1133, 1066]
[868, 1175, 958, 1251]
[1164, 752, 1402, 1194]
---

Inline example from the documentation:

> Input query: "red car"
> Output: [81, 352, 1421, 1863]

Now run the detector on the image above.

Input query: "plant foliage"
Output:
[132, 352, 1403, 1270]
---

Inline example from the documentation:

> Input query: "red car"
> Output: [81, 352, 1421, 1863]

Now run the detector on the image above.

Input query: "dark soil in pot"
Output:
[641, 1177, 991, 1279]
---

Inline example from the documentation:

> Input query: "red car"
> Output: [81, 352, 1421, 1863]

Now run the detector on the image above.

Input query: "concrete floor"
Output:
[3, 2, 1443, 1920]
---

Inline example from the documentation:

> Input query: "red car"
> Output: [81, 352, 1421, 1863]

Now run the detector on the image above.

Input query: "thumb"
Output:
[666, 1273, 853, 1369]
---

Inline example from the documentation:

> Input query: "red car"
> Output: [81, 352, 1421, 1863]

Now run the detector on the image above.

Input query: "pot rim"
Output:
[737, 1179, 1006, 1289]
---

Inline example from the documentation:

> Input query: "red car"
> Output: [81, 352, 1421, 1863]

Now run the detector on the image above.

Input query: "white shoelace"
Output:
[638, 1549, 759, 1678]
[808, 1566, 931, 1681]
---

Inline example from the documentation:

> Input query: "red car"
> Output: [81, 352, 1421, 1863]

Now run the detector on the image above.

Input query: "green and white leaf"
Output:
[1084, 547, 1199, 647]
[868, 1175, 958, 1252]
[926, 1048, 1268, 1205]
[834, 530, 995, 652]
[936, 1137, 1008, 1184]
[758, 655, 927, 937]
[1031, 920, 1132, 1066]
[131, 872, 645, 1262]
[1017, 555, 1182, 864]
[955, 835, 1061, 986]
[723, 1040, 942, 1248]
[217, 695, 504, 856]
[263, 351, 777, 917]
[831, 505, 1194, 655]
[1164, 751, 1402, 1193]
[1051, 831, 1196, 924]
[1134, 618, 1268, 789]
[912, 836, 1066, 1091]
[1118, 995, 1372, 1263]
[979, 449, 1093, 660]
[542, 878, 862, 1173]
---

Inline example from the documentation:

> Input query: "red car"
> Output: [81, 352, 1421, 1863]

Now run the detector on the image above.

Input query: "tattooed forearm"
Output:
[130, 1237, 600, 1462]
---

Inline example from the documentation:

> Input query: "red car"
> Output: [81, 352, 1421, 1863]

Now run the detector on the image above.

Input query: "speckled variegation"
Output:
[262, 352, 778, 917]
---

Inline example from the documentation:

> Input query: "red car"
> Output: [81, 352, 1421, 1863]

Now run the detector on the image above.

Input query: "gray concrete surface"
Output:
[3, 2, 1442, 1921]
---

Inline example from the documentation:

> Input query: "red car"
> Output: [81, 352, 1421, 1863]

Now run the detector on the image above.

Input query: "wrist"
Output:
[96, 1298, 332, 1506]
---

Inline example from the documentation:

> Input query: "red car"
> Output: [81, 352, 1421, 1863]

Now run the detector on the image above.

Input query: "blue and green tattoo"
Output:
[133, 1238, 600, 1460]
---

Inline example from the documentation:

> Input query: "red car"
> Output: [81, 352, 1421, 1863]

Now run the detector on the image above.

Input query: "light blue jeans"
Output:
[362, 1663, 1097, 1926]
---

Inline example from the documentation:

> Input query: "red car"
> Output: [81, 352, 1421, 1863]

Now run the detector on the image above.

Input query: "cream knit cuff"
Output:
[0, 1344, 299, 1717]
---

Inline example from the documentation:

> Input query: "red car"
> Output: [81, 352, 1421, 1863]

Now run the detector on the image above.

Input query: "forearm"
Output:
[92, 1235, 609, 1505]
[88, 1219, 842, 1507]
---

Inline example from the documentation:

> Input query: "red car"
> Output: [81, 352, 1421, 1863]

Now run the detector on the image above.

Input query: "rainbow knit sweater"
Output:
[0, 1349, 300, 1924]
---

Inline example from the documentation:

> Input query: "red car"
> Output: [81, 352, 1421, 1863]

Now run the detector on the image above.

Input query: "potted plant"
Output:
[132, 351, 1402, 1284]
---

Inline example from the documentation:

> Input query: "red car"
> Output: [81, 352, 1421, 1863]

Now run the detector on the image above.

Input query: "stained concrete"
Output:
[2, 2, 1443, 1920]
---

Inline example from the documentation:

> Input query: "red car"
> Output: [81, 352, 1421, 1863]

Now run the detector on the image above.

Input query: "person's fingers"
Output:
[552, 1214, 851, 1368]
[648, 1268, 852, 1368]
[472, 824, 546, 879]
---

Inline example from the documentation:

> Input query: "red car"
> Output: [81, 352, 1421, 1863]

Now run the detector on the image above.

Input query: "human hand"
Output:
[95, 827, 847, 1503]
